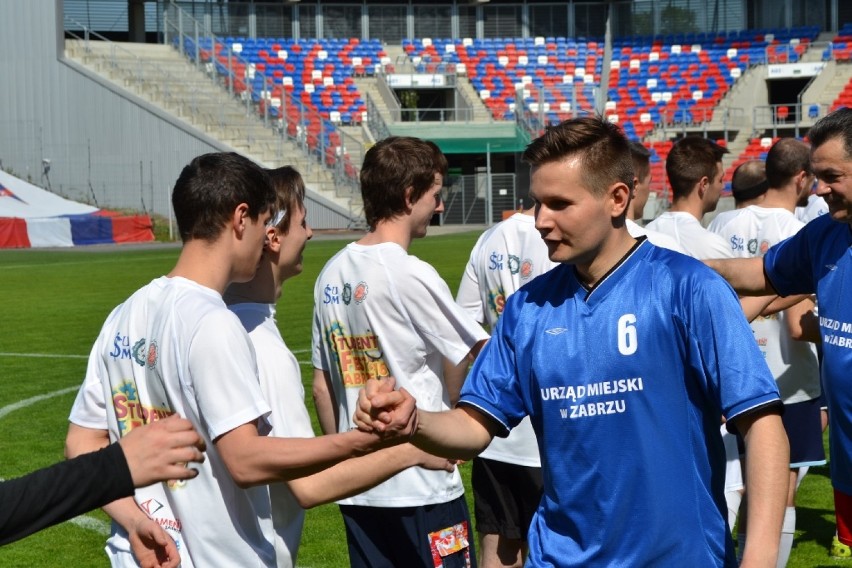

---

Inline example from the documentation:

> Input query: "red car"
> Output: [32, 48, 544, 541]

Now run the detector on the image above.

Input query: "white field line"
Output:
[0, 386, 111, 536]
[0, 350, 314, 539]
[0, 386, 79, 419]
[69, 516, 111, 535]
[0, 352, 88, 359]
[0, 350, 312, 365]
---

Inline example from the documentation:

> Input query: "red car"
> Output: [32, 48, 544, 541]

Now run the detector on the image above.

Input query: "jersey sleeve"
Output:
[311, 294, 329, 371]
[763, 227, 816, 297]
[188, 310, 271, 441]
[679, 268, 781, 422]
[456, 293, 529, 437]
[399, 260, 489, 366]
[455, 253, 485, 325]
[68, 328, 111, 430]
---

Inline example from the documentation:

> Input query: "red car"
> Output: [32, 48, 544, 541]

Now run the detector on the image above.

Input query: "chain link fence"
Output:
[442, 173, 518, 225]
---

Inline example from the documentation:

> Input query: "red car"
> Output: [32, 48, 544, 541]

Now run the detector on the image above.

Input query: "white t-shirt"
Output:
[796, 194, 829, 224]
[456, 213, 555, 467]
[626, 218, 688, 254]
[312, 242, 489, 507]
[708, 206, 820, 403]
[69, 276, 275, 568]
[229, 302, 314, 568]
[646, 211, 734, 259]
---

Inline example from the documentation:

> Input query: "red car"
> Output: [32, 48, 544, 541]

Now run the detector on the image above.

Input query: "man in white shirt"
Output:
[456, 207, 554, 568]
[646, 136, 732, 259]
[225, 166, 453, 568]
[66, 153, 412, 568]
[626, 141, 687, 254]
[312, 137, 489, 567]
[709, 138, 823, 566]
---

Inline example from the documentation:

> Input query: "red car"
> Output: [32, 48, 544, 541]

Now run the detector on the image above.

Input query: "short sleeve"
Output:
[763, 230, 815, 297]
[68, 332, 110, 430]
[681, 271, 780, 421]
[188, 311, 270, 440]
[399, 262, 489, 366]
[456, 254, 485, 325]
[457, 294, 528, 437]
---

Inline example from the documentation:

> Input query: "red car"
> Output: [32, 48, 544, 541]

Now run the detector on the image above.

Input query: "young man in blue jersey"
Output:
[706, 107, 852, 556]
[353, 116, 790, 567]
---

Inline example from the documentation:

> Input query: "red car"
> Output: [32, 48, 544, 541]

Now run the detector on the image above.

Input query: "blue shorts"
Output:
[782, 398, 826, 468]
[340, 496, 475, 568]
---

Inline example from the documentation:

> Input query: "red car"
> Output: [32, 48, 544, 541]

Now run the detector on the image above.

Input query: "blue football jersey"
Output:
[764, 214, 852, 493]
[459, 240, 780, 567]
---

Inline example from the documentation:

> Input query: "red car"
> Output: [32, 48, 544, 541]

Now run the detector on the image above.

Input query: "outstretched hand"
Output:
[119, 414, 206, 488]
[354, 377, 418, 439]
[128, 516, 181, 568]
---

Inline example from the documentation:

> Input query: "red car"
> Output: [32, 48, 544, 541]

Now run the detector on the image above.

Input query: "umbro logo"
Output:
[826, 264, 837, 271]
[545, 328, 568, 335]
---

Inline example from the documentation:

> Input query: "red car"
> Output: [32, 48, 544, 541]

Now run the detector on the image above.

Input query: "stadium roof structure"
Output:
[388, 121, 530, 154]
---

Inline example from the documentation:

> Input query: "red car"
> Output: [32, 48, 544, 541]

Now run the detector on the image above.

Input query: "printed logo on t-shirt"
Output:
[747, 239, 758, 255]
[488, 285, 506, 319]
[323, 284, 340, 304]
[520, 259, 534, 279]
[324, 321, 390, 387]
[109, 332, 142, 364]
[354, 281, 369, 304]
[508, 254, 521, 275]
[488, 251, 504, 271]
[342, 283, 352, 305]
[146, 340, 159, 369]
[759, 240, 770, 256]
[112, 380, 174, 435]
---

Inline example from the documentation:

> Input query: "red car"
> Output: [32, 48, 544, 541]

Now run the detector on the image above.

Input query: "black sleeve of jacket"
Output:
[0, 443, 135, 545]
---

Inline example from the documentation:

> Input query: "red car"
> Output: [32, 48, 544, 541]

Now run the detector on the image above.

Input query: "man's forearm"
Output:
[739, 411, 789, 568]
[705, 257, 773, 295]
[413, 407, 495, 461]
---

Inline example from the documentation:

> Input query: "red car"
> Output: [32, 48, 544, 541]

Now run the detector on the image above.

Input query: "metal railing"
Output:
[752, 102, 831, 137]
[442, 173, 517, 226]
[160, 3, 365, 199]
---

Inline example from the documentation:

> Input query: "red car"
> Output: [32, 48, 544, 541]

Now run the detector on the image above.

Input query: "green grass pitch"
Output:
[0, 232, 840, 567]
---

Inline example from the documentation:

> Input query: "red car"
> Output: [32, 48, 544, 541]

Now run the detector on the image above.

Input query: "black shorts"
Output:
[340, 496, 475, 568]
[782, 398, 826, 467]
[472, 457, 543, 540]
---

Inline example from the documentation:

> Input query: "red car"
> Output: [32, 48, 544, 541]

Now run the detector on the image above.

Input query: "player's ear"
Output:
[607, 181, 632, 218]
[265, 226, 281, 252]
[697, 176, 709, 199]
[233, 203, 250, 235]
[404, 186, 415, 211]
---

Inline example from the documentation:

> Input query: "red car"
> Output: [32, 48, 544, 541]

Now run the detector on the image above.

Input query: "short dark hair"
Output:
[629, 140, 652, 183]
[172, 152, 276, 243]
[765, 138, 810, 188]
[808, 107, 852, 157]
[266, 166, 306, 234]
[731, 160, 768, 203]
[360, 136, 448, 230]
[665, 137, 729, 200]
[522, 116, 634, 196]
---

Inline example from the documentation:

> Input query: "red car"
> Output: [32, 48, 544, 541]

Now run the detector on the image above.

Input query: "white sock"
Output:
[725, 490, 742, 533]
[796, 466, 809, 491]
[777, 506, 796, 567]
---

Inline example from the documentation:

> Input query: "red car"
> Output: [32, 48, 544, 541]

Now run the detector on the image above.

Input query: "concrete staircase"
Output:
[63, 39, 362, 217]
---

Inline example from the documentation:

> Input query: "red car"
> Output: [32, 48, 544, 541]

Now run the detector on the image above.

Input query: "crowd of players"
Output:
[3, 107, 852, 568]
